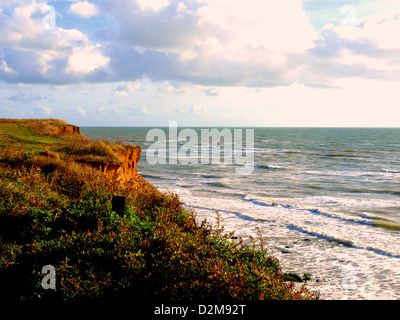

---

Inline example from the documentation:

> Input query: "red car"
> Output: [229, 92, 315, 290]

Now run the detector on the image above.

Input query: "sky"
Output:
[1, 0, 400, 127]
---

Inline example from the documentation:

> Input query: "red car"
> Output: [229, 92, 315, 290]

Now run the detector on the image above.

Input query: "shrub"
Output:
[0, 120, 317, 302]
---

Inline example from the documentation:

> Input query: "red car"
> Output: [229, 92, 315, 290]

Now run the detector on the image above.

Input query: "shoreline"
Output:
[81, 125, 400, 300]
[81, 128, 400, 300]
[0, 119, 318, 302]
[147, 181, 400, 300]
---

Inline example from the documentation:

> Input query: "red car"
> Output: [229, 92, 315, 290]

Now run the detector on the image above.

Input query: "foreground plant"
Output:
[0, 119, 317, 301]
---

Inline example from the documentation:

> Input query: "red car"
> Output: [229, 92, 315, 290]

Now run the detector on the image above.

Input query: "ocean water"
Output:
[81, 127, 400, 300]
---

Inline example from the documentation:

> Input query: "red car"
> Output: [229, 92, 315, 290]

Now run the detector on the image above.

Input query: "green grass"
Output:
[0, 119, 317, 302]
[0, 123, 61, 150]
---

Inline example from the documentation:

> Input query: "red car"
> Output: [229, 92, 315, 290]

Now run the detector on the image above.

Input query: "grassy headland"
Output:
[0, 119, 317, 302]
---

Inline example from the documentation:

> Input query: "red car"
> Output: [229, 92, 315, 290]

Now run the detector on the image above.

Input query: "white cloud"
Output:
[0, 1, 109, 83]
[98, 0, 318, 87]
[180, 48, 198, 62]
[2, 0, 400, 92]
[113, 90, 128, 97]
[164, 106, 172, 113]
[69, 1, 99, 18]
[113, 81, 141, 97]
[35, 105, 52, 116]
[126, 81, 141, 91]
[0, 59, 16, 74]
[96, 106, 106, 115]
[329, 13, 400, 51]
[159, 82, 193, 94]
[306, 5, 400, 86]
[177, 107, 187, 114]
[215, 109, 227, 118]
[140, 105, 155, 115]
[203, 87, 219, 96]
[189, 104, 210, 117]
[115, 81, 141, 92]
[198, 0, 318, 54]
[0, 0, 320, 87]
[0, 1, 45, 49]
[77, 106, 87, 117]
[125, 105, 156, 115]
[67, 44, 109, 75]
[136, 0, 170, 11]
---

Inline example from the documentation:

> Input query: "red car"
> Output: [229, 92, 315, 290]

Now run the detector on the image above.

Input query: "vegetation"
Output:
[0, 119, 317, 302]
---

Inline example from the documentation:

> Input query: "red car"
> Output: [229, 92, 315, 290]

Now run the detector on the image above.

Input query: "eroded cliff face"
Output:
[104, 145, 141, 182]
[102, 144, 159, 194]
[51, 122, 157, 193]
[53, 125, 81, 135]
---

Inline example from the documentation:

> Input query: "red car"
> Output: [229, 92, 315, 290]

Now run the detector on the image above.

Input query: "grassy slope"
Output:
[0, 119, 61, 149]
[0, 119, 317, 302]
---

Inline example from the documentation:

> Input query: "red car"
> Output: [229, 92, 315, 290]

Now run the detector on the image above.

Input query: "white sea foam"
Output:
[83, 127, 400, 300]
[151, 182, 400, 300]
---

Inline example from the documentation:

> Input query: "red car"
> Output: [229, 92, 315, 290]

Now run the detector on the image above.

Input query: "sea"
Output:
[81, 127, 400, 300]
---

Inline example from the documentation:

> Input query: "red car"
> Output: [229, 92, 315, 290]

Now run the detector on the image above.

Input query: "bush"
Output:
[0, 126, 317, 302]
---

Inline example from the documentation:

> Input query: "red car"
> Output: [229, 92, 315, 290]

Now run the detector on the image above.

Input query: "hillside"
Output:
[0, 119, 316, 302]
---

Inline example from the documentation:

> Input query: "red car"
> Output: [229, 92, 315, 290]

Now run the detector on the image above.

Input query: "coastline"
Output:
[0, 119, 317, 302]
[81, 126, 400, 300]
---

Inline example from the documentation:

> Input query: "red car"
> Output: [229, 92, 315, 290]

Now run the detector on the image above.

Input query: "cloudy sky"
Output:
[1, 0, 400, 127]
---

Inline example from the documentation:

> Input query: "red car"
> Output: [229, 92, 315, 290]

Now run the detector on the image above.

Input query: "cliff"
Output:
[0, 118, 316, 302]
[0, 118, 158, 194]
[53, 125, 81, 135]
[104, 145, 141, 181]
[103, 144, 159, 194]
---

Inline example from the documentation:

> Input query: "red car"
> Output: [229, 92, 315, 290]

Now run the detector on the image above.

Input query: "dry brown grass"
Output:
[0, 119, 318, 302]
[57, 138, 125, 167]
[0, 118, 70, 136]
[0, 119, 127, 168]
